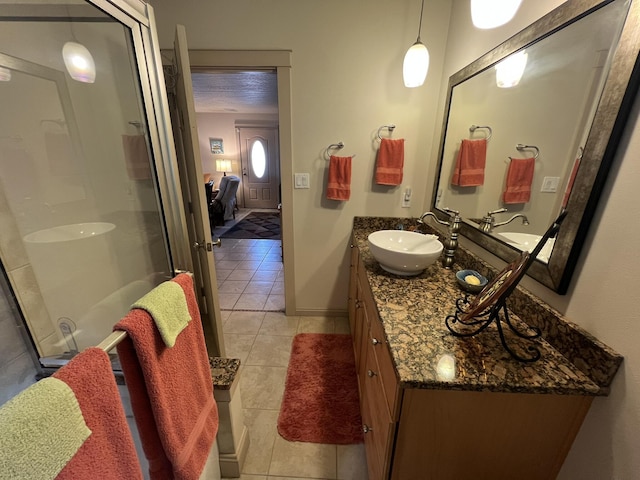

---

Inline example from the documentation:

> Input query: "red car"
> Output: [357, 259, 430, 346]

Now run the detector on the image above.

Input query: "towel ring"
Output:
[515, 143, 540, 160]
[325, 142, 355, 160]
[376, 124, 396, 140]
[469, 124, 492, 140]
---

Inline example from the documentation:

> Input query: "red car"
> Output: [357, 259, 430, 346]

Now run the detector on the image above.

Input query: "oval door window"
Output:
[251, 140, 267, 179]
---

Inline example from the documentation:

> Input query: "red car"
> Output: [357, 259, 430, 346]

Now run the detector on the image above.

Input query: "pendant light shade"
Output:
[62, 41, 96, 83]
[471, 0, 522, 29]
[403, 0, 429, 88]
[403, 41, 430, 88]
[0, 66, 11, 82]
[495, 50, 528, 88]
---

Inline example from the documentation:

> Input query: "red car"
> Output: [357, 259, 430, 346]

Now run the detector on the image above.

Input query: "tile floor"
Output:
[220, 311, 369, 480]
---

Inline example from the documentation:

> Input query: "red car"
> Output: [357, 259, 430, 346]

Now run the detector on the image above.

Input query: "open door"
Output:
[165, 25, 225, 356]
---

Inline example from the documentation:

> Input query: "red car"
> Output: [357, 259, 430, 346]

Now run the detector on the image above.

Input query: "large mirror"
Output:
[432, 0, 640, 294]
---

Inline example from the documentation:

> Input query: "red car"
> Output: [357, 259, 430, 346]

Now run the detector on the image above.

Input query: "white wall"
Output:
[439, 1, 640, 478]
[148, 0, 453, 314]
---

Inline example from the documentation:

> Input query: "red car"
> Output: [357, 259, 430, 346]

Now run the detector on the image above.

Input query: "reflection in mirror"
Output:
[432, 0, 640, 293]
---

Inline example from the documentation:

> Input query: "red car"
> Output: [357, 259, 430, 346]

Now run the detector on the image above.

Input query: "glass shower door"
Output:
[0, 2, 183, 364]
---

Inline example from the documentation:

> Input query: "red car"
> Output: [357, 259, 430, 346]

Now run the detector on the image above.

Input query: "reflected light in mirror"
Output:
[436, 354, 456, 381]
[0, 66, 10, 81]
[495, 50, 528, 88]
[471, 0, 522, 29]
[62, 42, 96, 83]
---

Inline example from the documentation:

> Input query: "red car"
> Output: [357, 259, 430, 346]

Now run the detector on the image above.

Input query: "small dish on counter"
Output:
[456, 269, 488, 293]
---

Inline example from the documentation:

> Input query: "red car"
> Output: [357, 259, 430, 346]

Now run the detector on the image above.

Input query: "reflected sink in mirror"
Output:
[24, 222, 116, 244]
[367, 230, 444, 276]
[497, 232, 555, 263]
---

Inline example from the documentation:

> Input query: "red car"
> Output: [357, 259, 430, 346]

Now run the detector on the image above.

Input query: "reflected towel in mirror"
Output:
[122, 134, 151, 180]
[451, 138, 487, 186]
[503, 157, 535, 204]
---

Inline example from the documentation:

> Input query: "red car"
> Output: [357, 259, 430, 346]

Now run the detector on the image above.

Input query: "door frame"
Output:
[162, 50, 296, 315]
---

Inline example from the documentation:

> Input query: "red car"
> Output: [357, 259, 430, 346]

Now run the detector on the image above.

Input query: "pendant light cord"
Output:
[416, 0, 425, 42]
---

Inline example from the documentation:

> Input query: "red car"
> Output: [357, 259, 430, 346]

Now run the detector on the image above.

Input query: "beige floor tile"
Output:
[216, 269, 233, 282]
[228, 269, 257, 281]
[224, 311, 265, 334]
[252, 270, 280, 282]
[217, 260, 242, 270]
[219, 310, 232, 325]
[238, 260, 262, 271]
[240, 408, 279, 476]
[259, 313, 299, 336]
[334, 317, 351, 335]
[235, 293, 268, 310]
[270, 281, 285, 294]
[297, 316, 335, 334]
[222, 252, 249, 261]
[269, 437, 337, 478]
[258, 261, 282, 271]
[244, 281, 274, 295]
[337, 443, 369, 480]
[222, 475, 266, 480]
[223, 334, 256, 364]
[239, 366, 287, 409]
[264, 294, 285, 312]
[219, 280, 249, 294]
[246, 335, 292, 367]
[219, 293, 240, 310]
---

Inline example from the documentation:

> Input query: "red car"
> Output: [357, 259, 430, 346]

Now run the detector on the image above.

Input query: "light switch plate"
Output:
[541, 176, 560, 193]
[294, 173, 310, 189]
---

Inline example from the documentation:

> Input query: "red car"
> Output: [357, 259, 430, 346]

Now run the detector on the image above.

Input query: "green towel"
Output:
[131, 280, 191, 347]
[0, 377, 91, 479]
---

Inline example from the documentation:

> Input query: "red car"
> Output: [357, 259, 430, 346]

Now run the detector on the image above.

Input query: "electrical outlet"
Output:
[402, 187, 412, 208]
[541, 176, 560, 193]
[294, 173, 310, 189]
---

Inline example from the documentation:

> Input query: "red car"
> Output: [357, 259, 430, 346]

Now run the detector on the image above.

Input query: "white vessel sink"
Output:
[367, 230, 443, 276]
[24, 222, 115, 244]
[498, 232, 555, 263]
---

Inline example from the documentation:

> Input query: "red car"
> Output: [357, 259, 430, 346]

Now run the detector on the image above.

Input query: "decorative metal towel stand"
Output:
[445, 212, 566, 362]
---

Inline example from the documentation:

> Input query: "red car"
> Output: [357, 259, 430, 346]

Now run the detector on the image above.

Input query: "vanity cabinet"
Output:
[348, 238, 599, 480]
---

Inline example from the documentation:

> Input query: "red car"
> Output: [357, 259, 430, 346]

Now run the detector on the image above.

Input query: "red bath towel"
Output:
[451, 138, 487, 186]
[375, 138, 405, 185]
[562, 156, 581, 208]
[503, 157, 536, 204]
[326, 155, 352, 200]
[115, 274, 218, 480]
[54, 348, 143, 480]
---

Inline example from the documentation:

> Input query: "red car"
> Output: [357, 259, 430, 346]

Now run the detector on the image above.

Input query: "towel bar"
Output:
[469, 124, 492, 140]
[515, 143, 540, 160]
[325, 142, 355, 159]
[376, 124, 396, 140]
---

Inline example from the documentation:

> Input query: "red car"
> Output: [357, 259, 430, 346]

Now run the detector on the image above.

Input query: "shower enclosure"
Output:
[0, 0, 218, 378]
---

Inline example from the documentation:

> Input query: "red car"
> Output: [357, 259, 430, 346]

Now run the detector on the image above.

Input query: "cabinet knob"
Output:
[355, 300, 363, 308]
[367, 370, 377, 378]
[362, 424, 373, 434]
[371, 338, 380, 345]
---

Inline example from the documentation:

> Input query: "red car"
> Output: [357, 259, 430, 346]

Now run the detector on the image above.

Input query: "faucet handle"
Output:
[487, 208, 508, 216]
[442, 207, 460, 217]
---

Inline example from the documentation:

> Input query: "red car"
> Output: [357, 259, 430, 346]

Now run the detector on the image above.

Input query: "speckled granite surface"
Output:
[209, 357, 240, 390]
[352, 216, 623, 396]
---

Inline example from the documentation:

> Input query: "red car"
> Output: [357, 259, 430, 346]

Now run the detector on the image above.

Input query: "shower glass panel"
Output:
[0, 3, 172, 364]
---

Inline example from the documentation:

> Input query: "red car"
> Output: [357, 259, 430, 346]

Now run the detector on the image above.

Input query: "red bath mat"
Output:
[277, 333, 363, 444]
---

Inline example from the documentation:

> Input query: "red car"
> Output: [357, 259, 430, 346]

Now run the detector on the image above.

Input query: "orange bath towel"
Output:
[327, 155, 352, 200]
[451, 138, 487, 186]
[54, 348, 143, 480]
[375, 138, 404, 185]
[562, 157, 581, 208]
[122, 134, 152, 180]
[503, 157, 536, 204]
[115, 274, 218, 480]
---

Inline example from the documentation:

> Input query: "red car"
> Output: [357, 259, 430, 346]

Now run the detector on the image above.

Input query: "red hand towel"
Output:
[54, 348, 143, 480]
[375, 138, 404, 185]
[451, 138, 487, 186]
[503, 157, 536, 204]
[327, 155, 352, 200]
[122, 134, 152, 180]
[115, 274, 218, 480]
[562, 157, 581, 208]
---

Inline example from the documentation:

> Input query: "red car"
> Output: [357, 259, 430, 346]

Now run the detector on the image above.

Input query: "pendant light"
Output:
[403, 0, 430, 88]
[495, 50, 528, 88]
[0, 66, 11, 82]
[471, 0, 522, 29]
[62, 11, 96, 84]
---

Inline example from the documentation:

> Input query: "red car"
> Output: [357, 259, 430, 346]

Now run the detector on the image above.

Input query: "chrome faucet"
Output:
[418, 208, 461, 269]
[478, 208, 529, 233]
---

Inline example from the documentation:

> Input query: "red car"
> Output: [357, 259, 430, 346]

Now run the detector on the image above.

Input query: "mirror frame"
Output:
[431, 0, 640, 294]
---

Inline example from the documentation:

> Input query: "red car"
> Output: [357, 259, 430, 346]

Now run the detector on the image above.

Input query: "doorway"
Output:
[237, 126, 280, 209]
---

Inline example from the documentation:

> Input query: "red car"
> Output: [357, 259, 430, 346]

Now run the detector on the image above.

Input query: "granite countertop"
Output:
[352, 217, 622, 396]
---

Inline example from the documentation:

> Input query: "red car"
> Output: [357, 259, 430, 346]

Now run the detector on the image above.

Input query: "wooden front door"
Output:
[238, 126, 280, 208]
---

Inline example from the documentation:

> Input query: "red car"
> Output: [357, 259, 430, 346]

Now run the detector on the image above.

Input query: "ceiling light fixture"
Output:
[63, 41, 96, 83]
[495, 50, 528, 88]
[471, 0, 522, 29]
[403, 0, 430, 88]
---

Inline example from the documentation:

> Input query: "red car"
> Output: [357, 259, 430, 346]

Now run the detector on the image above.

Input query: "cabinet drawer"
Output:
[361, 344, 395, 479]
[367, 312, 400, 420]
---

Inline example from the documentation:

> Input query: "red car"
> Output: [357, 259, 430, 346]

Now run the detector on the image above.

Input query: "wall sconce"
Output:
[471, 0, 522, 29]
[62, 41, 96, 83]
[403, 0, 430, 88]
[495, 50, 528, 88]
[216, 159, 232, 176]
[0, 66, 11, 82]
